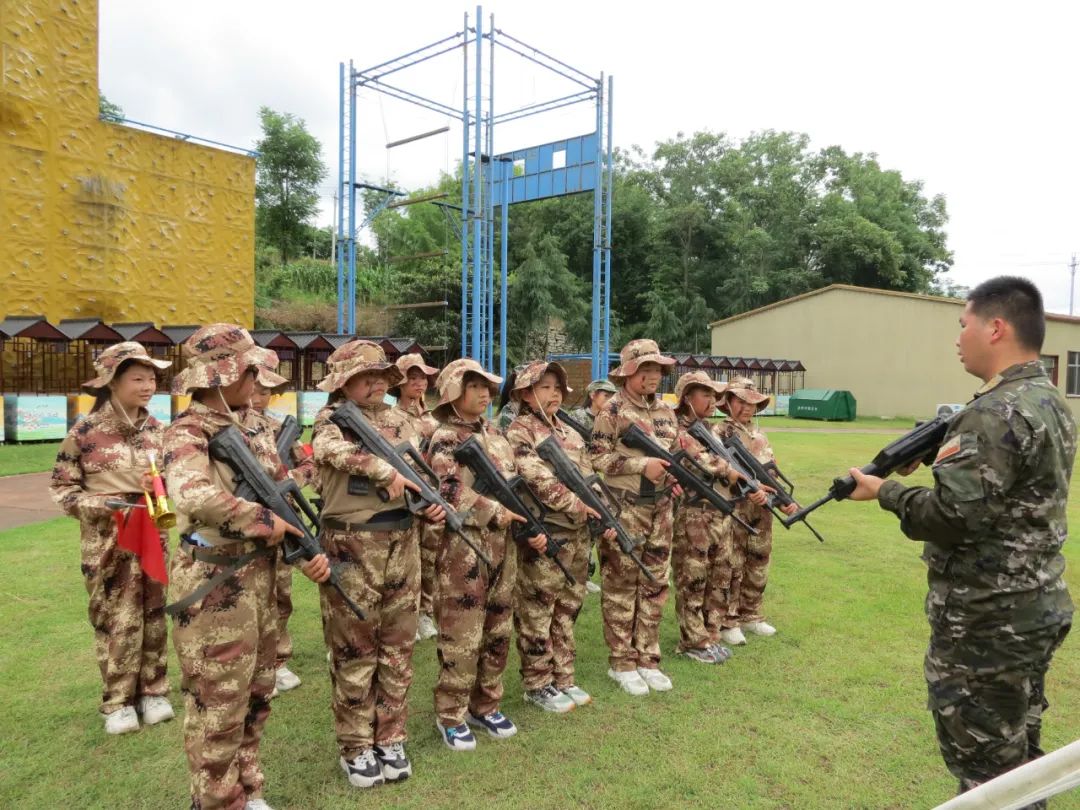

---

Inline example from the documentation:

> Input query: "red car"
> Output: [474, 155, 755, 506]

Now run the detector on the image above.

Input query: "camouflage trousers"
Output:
[672, 505, 733, 652]
[727, 504, 773, 625]
[82, 522, 170, 714]
[170, 542, 278, 810]
[319, 523, 420, 757]
[514, 525, 590, 691]
[418, 522, 442, 617]
[599, 493, 674, 671]
[927, 621, 1071, 799]
[273, 562, 293, 669]
[434, 524, 516, 726]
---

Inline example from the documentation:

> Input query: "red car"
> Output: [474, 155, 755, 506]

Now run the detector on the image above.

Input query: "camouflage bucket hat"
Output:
[510, 360, 572, 400]
[316, 339, 403, 393]
[674, 370, 727, 402]
[82, 341, 172, 391]
[719, 376, 770, 414]
[433, 358, 503, 419]
[586, 378, 617, 396]
[171, 323, 260, 395]
[389, 352, 439, 395]
[610, 339, 675, 379]
[249, 346, 289, 390]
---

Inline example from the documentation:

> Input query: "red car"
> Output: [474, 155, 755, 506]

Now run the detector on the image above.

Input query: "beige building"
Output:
[708, 284, 1080, 420]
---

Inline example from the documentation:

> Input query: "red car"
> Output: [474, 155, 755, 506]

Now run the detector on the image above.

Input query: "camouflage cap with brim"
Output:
[674, 370, 728, 402]
[610, 338, 676, 379]
[316, 339, 403, 393]
[432, 358, 502, 420]
[388, 352, 439, 395]
[586, 378, 617, 395]
[171, 324, 260, 395]
[509, 360, 572, 400]
[250, 346, 289, 390]
[82, 341, 172, 391]
[719, 375, 771, 414]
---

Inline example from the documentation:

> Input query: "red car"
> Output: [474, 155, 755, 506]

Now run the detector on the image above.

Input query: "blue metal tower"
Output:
[338, 6, 613, 379]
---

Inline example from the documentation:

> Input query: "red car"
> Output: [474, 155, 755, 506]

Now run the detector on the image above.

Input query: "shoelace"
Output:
[542, 685, 563, 700]
[381, 742, 405, 760]
[355, 749, 378, 769]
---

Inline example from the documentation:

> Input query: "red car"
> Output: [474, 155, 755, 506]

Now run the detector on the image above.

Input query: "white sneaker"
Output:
[340, 749, 385, 788]
[245, 800, 275, 810]
[743, 620, 777, 636]
[636, 667, 673, 692]
[561, 684, 592, 706]
[720, 627, 747, 646]
[103, 705, 139, 735]
[607, 668, 649, 696]
[136, 695, 175, 725]
[275, 666, 301, 692]
[585, 580, 601, 594]
[417, 614, 438, 640]
[524, 684, 576, 713]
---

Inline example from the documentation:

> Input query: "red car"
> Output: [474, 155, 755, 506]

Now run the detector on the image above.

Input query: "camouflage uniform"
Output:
[50, 395, 170, 716]
[504, 363, 592, 691]
[589, 340, 679, 672]
[718, 418, 776, 626]
[495, 399, 519, 434]
[567, 406, 596, 436]
[164, 324, 285, 810]
[876, 361, 1075, 795]
[671, 372, 737, 652]
[311, 340, 422, 759]
[392, 353, 442, 620]
[428, 359, 517, 727]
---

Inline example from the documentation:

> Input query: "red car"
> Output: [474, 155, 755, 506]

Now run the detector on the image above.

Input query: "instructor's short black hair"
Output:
[966, 276, 1045, 352]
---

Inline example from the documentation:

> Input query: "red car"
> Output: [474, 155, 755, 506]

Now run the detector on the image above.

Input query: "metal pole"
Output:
[500, 159, 509, 379]
[460, 11, 470, 358]
[487, 12, 495, 370]
[604, 74, 614, 370]
[337, 62, 346, 334]
[471, 6, 483, 360]
[590, 77, 603, 380]
[347, 61, 358, 335]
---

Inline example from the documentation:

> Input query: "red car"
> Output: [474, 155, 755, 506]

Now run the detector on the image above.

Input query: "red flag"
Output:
[114, 504, 169, 584]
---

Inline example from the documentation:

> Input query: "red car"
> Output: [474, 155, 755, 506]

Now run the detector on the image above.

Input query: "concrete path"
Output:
[0, 472, 61, 531]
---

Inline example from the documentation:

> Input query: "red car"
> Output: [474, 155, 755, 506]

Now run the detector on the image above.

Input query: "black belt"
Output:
[322, 509, 413, 533]
[165, 538, 275, 617]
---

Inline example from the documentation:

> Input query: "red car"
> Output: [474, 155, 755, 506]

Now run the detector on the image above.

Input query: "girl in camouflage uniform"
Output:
[388, 352, 442, 642]
[50, 341, 174, 735]
[427, 359, 545, 750]
[248, 347, 317, 697]
[717, 377, 797, 645]
[505, 361, 616, 712]
[311, 340, 444, 788]
[164, 323, 326, 810]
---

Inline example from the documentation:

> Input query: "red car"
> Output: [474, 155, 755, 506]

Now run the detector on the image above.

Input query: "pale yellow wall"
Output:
[710, 287, 1080, 421]
[0, 0, 255, 325]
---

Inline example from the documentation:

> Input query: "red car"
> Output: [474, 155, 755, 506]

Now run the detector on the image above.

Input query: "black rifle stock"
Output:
[274, 415, 302, 470]
[208, 425, 366, 621]
[718, 428, 825, 543]
[784, 414, 955, 525]
[556, 408, 592, 442]
[535, 435, 657, 584]
[453, 436, 575, 585]
[328, 401, 491, 567]
[620, 424, 758, 535]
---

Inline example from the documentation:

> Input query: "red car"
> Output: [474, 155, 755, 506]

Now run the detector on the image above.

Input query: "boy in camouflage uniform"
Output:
[568, 378, 617, 437]
[505, 361, 615, 712]
[671, 371, 763, 664]
[248, 347, 318, 697]
[848, 277, 1074, 802]
[311, 339, 444, 787]
[589, 339, 682, 696]
[50, 341, 175, 735]
[389, 352, 442, 642]
[716, 377, 796, 645]
[427, 359, 545, 749]
[164, 323, 326, 810]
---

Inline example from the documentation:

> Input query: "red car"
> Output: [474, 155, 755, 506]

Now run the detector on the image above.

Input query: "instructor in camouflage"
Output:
[848, 277, 1075, 803]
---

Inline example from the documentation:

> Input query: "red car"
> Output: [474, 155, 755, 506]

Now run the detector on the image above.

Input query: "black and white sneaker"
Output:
[340, 749, 385, 788]
[374, 742, 412, 782]
[466, 709, 518, 739]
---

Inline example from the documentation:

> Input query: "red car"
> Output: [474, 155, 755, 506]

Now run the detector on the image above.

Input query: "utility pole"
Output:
[1071, 254, 1077, 316]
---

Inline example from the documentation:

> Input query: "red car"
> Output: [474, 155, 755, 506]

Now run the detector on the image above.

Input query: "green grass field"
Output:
[758, 415, 919, 430]
[1, 432, 1078, 809]
[0, 440, 61, 476]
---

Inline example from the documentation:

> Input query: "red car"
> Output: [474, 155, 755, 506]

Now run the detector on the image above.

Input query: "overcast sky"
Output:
[100, 1, 1080, 312]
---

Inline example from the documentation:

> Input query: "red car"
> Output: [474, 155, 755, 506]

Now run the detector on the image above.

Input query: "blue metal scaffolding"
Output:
[337, 6, 613, 379]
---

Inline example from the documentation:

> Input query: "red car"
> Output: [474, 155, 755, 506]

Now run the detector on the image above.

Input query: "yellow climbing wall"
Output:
[0, 0, 255, 325]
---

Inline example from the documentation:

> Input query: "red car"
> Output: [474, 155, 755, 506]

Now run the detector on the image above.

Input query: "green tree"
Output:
[99, 92, 123, 122]
[255, 107, 327, 266]
[507, 235, 589, 364]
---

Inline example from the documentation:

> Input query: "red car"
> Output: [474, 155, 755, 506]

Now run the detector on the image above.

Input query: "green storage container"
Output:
[788, 389, 857, 421]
